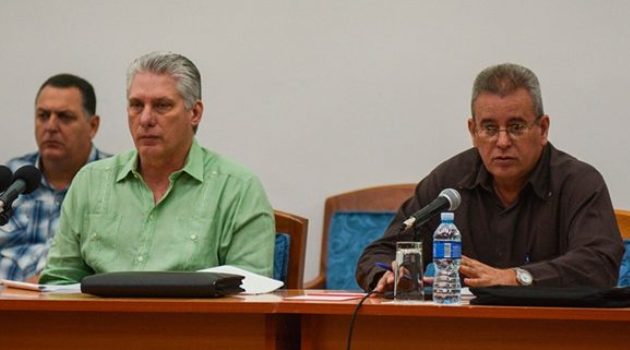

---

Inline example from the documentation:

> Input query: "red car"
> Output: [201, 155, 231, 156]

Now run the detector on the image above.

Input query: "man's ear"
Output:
[467, 117, 478, 147]
[89, 115, 100, 139]
[190, 101, 203, 128]
[538, 114, 550, 145]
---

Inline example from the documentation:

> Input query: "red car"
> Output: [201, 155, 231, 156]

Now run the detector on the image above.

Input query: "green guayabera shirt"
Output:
[40, 140, 275, 284]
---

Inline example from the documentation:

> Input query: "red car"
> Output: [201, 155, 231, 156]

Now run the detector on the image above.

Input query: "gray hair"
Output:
[126, 51, 202, 110]
[471, 63, 544, 118]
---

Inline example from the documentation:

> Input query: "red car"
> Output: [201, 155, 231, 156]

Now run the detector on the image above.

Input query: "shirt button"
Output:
[190, 234, 198, 241]
[137, 256, 144, 262]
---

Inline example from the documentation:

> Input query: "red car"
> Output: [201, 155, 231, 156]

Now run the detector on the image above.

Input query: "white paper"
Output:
[1, 279, 81, 293]
[197, 265, 284, 294]
[284, 292, 366, 301]
[41, 283, 81, 292]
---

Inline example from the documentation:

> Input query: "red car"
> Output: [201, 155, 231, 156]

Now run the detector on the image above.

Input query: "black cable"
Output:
[346, 290, 377, 350]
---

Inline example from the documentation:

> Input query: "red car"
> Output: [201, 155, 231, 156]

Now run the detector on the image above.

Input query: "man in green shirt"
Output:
[40, 52, 275, 284]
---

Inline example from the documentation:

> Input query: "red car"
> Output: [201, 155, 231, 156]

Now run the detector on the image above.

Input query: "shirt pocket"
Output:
[81, 213, 122, 271]
[172, 215, 218, 270]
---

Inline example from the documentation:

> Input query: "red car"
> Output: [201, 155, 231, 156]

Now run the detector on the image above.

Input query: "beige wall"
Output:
[2, 0, 629, 283]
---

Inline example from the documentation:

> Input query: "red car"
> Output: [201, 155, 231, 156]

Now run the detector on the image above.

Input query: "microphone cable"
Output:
[346, 289, 377, 350]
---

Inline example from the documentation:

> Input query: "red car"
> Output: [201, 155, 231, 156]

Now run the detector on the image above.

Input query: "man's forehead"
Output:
[475, 89, 532, 102]
[473, 90, 535, 118]
[36, 86, 83, 109]
[128, 72, 179, 97]
[37, 85, 82, 99]
[130, 72, 177, 86]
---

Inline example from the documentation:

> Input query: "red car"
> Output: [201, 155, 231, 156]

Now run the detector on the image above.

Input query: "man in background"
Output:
[357, 63, 623, 292]
[0, 73, 108, 281]
[40, 52, 275, 284]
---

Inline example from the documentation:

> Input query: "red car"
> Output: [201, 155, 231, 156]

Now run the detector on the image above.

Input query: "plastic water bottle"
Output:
[432, 212, 461, 304]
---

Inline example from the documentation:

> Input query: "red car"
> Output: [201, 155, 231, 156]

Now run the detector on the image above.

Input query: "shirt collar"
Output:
[85, 144, 101, 163]
[180, 139, 204, 182]
[460, 143, 552, 200]
[459, 151, 487, 191]
[116, 139, 204, 183]
[525, 142, 552, 200]
[34, 154, 54, 190]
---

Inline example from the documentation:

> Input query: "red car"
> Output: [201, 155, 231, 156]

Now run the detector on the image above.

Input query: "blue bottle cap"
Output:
[441, 212, 454, 222]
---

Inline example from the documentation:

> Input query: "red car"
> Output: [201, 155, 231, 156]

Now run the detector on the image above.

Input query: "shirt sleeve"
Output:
[524, 169, 624, 288]
[39, 170, 94, 284]
[222, 175, 275, 278]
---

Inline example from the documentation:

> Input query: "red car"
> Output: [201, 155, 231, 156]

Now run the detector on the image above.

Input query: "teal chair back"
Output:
[273, 210, 308, 289]
[618, 240, 630, 287]
[326, 212, 397, 290]
[273, 233, 291, 285]
[616, 209, 630, 287]
[305, 184, 416, 290]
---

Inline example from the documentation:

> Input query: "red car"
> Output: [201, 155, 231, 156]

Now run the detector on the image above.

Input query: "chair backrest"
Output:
[305, 184, 415, 290]
[615, 209, 630, 239]
[615, 209, 630, 287]
[274, 210, 308, 289]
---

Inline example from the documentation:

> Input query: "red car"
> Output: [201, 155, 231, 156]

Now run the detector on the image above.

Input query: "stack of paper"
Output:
[198, 265, 284, 294]
[1, 279, 81, 293]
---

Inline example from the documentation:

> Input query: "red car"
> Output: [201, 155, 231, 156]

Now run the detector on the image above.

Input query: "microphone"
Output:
[0, 165, 12, 192]
[402, 188, 461, 230]
[0, 165, 42, 215]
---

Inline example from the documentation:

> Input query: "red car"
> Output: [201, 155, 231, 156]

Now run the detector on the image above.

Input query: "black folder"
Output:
[81, 271, 244, 298]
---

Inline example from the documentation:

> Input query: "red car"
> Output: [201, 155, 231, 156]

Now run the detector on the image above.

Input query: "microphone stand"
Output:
[398, 218, 429, 242]
[0, 207, 13, 226]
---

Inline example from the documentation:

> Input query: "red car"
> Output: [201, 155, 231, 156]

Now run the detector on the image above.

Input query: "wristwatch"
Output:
[514, 267, 533, 286]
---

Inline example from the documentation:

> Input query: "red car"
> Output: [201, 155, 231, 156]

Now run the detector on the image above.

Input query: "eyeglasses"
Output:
[475, 119, 540, 140]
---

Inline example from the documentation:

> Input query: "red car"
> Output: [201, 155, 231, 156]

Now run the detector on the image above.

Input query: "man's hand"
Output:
[371, 261, 434, 297]
[459, 255, 518, 287]
[372, 270, 395, 296]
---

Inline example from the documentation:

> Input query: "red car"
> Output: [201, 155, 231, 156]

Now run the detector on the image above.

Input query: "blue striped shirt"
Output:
[0, 146, 109, 280]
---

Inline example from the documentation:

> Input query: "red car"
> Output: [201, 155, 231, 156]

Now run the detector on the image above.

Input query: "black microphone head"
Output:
[439, 188, 461, 211]
[13, 165, 42, 194]
[0, 165, 12, 192]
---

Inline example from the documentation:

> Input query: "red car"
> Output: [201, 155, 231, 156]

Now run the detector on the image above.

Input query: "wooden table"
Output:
[1, 288, 629, 350]
[0, 287, 298, 350]
[281, 295, 630, 350]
